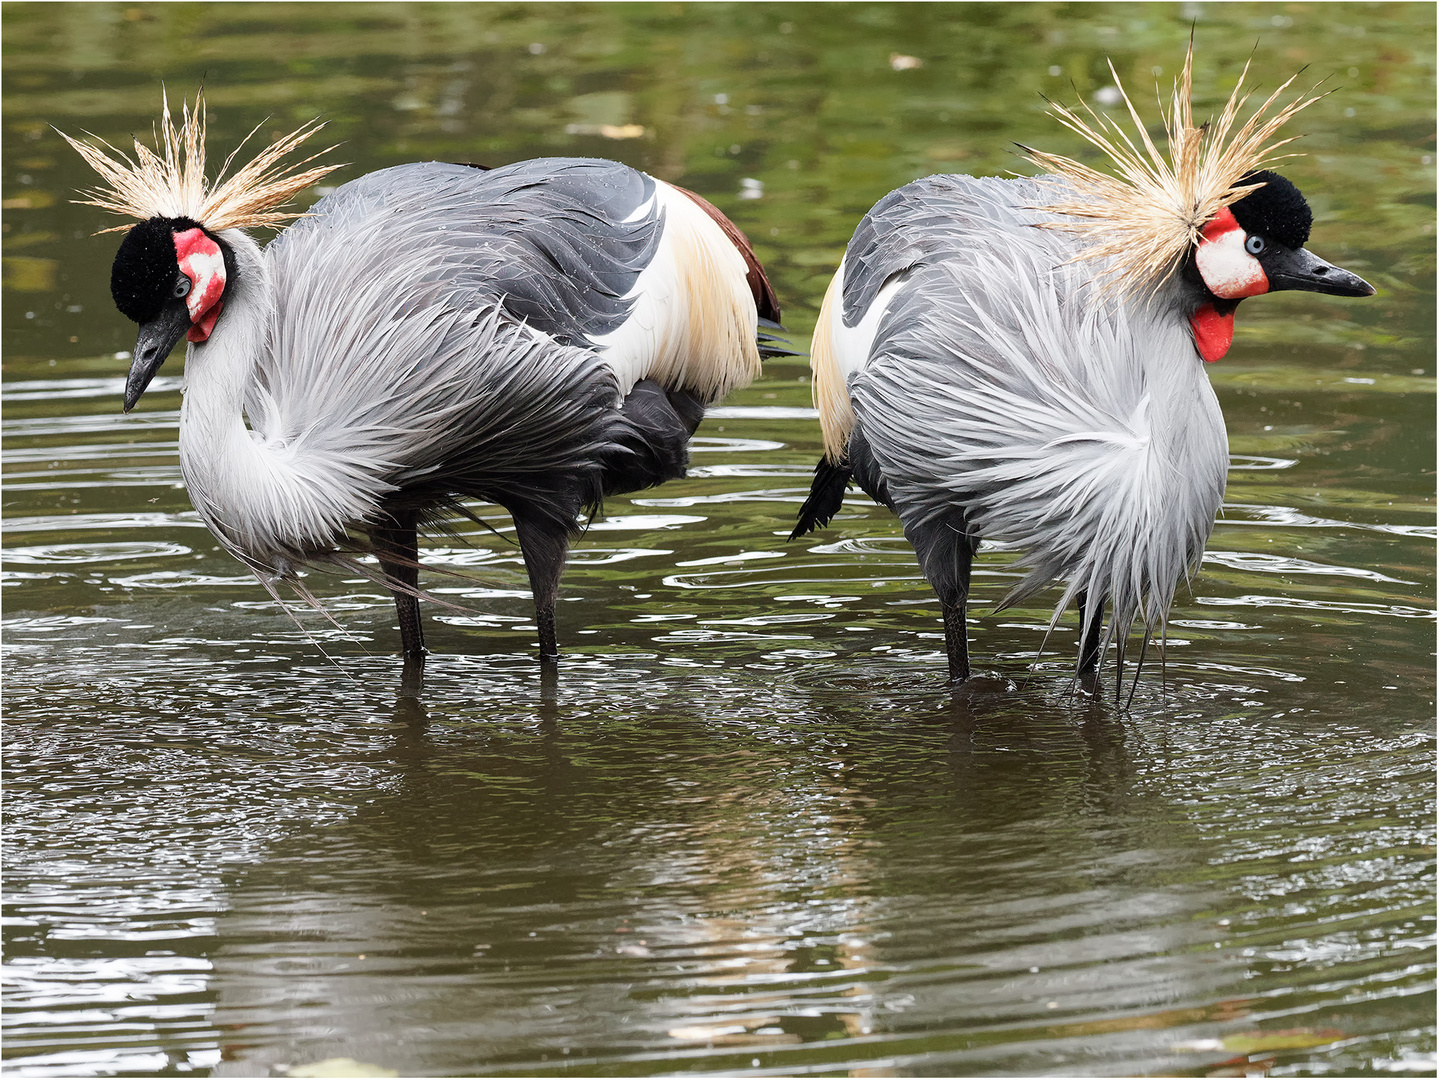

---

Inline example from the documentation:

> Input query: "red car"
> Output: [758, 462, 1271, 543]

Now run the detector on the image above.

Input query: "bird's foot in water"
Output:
[400, 652, 426, 698]
[1072, 668, 1103, 697]
[946, 672, 1019, 698]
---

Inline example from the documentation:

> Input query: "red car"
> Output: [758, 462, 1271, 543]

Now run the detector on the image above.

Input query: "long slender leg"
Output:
[903, 513, 978, 684]
[512, 513, 572, 664]
[941, 602, 970, 683]
[368, 507, 425, 662]
[1076, 590, 1103, 676]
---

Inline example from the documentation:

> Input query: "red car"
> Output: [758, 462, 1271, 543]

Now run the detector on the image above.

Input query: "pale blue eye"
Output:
[173, 275, 192, 299]
[1245, 234, 1266, 256]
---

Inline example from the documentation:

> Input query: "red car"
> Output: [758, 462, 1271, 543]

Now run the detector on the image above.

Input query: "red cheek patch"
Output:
[187, 301, 223, 343]
[1189, 303, 1234, 362]
[172, 228, 227, 342]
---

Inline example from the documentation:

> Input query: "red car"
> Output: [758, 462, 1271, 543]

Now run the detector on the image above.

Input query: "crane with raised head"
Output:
[791, 47, 1373, 691]
[64, 91, 785, 667]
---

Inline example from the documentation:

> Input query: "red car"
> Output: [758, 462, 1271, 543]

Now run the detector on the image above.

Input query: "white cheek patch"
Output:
[1196, 226, 1268, 299]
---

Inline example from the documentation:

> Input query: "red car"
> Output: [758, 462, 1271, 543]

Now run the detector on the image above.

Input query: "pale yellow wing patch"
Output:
[594, 181, 761, 404]
[811, 270, 853, 464]
[657, 187, 763, 401]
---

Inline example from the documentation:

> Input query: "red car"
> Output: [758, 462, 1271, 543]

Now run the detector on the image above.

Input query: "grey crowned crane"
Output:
[791, 48, 1374, 690]
[64, 91, 785, 666]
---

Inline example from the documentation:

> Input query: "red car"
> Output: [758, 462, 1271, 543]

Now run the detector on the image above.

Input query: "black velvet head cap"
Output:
[1229, 170, 1312, 251]
[110, 216, 205, 323]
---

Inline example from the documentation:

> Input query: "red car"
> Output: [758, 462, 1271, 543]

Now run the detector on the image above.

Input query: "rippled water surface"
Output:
[4, 3, 1435, 1076]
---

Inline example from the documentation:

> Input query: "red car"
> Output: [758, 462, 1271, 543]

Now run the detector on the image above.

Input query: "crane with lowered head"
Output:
[791, 47, 1374, 693]
[63, 91, 786, 668]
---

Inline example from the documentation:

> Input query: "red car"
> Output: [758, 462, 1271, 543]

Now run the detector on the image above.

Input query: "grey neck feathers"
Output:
[177, 229, 383, 578]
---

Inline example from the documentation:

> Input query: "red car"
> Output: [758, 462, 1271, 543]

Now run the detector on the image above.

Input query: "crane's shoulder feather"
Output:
[269, 158, 665, 349]
[840, 173, 1073, 329]
[268, 158, 765, 403]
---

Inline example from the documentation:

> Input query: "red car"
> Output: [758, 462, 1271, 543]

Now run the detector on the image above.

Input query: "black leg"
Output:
[539, 656, 559, 703]
[369, 507, 425, 663]
[903, 512, 978, 684]
[941, 602, 970, 682]
[1077, 590, 1103, 676]
[535, 604, 559, 662]
[512, 513, 571, 664]
[400, 655, 425, 698]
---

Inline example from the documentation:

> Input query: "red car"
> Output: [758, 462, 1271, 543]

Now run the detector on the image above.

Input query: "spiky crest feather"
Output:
[59, 88, 341, 235]
[1023, 43, 1327, 298]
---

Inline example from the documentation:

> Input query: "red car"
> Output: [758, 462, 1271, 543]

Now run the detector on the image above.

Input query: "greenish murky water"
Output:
[3, 3, 1434, 1076]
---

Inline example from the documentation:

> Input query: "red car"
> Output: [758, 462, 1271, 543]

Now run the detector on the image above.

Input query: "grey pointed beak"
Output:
[125, 303, 191, 412]
[1265, 246, 1375, 298]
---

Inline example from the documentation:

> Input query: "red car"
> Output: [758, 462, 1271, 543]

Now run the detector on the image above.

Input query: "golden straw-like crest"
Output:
[59, 88, 342, 235]
[1023, 44, 1327, 297]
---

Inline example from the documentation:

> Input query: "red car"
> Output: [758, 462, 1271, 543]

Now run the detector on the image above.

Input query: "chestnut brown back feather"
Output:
[669, 183, 781, 323]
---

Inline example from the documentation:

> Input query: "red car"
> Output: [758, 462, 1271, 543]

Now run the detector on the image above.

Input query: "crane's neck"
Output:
[178, 228, 271, 422]
[175, 229, 280, 570]
[176, 229, 366, 577]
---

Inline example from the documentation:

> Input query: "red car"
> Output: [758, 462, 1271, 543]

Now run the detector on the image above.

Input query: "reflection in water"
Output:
[195, 672, 1252, 1077]
[4, 1, 1434, 1076]
[4, 606, 1432, 1076]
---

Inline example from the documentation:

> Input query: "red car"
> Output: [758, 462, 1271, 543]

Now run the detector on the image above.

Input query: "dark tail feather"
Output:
[600, 379, 699, 498]
[757, 317, 805, 360]
[790, 455, 851, 541]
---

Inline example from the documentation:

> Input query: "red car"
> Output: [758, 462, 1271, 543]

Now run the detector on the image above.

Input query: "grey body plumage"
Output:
[69, 91, 780, 668]
[797, 165, 1371, 686]
[272, 160, 665, 353]
[245, 159, 672, 554]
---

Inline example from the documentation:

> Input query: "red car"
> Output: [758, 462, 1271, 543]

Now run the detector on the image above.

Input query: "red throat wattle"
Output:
[1189, 303, 1234, 362]
[172, 228, 226, 343]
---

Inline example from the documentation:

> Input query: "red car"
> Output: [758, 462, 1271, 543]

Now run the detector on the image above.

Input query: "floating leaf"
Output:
[285, 1058, 399, 1078]
[1221, 1027, 1345, 1054]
